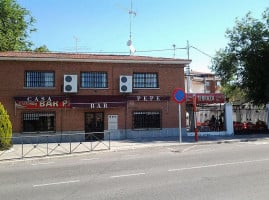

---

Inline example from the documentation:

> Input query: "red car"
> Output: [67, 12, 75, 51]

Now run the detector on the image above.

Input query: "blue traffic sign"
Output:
[172, 88, 186, 104]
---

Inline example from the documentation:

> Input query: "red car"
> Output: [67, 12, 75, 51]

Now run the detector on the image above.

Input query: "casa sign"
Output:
[14, 96, 70, 109]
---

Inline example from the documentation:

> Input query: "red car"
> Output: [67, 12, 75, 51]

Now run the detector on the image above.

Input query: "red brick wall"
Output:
[0, 59, 186, 133]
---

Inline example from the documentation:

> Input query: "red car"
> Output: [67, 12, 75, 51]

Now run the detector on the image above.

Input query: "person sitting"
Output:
[209, 115, 217, 131]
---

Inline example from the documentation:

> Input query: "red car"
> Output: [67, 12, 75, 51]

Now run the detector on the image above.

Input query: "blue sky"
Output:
[18, 0, 268, 72]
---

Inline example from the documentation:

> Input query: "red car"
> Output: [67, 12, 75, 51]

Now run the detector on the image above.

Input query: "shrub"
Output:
[0, 102, 12, 150]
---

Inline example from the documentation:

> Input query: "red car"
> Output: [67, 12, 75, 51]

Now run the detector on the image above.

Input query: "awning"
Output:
[69, 95, 127, 108]
[186, 93, 225, 104]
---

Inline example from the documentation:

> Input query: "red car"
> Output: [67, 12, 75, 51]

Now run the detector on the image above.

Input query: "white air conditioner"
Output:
[64, 75, 78, 93]
[119, 75, 132, 93]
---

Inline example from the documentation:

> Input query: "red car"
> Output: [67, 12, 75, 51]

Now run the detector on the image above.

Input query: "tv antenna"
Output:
[73, 35, 79, 53]
[126, 0, 136, 55]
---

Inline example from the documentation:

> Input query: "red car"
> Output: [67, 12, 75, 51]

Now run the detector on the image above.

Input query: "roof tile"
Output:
[0, 51, 189, 61]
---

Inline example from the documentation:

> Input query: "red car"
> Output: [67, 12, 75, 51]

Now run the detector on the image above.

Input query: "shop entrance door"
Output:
[85, 112, 104, 141]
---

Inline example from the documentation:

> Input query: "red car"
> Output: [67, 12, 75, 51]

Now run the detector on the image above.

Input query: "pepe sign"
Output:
[14, 96, 70, 109]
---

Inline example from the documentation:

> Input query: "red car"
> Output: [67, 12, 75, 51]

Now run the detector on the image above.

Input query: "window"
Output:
[81, 72, 107, 88]
[133, 73, 158, 88]
[133, 111, 161, 129]
[205, 81, 211, 86]
[25, 71, 54, 88]
[22, 112, 55, 133]
[216, 81, 221, 87]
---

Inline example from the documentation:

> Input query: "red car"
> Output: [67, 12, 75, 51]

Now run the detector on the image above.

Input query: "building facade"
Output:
[184, 70, 268, 134]
[184, 70, 221, 94]
[0, 52, 190, 140]
[184, 69, 228, 134]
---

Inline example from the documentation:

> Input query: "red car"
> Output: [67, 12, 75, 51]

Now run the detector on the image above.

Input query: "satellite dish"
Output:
[127, 40, 132, 46]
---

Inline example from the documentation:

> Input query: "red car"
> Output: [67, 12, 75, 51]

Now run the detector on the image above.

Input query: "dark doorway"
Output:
[85, 112, 104, 141]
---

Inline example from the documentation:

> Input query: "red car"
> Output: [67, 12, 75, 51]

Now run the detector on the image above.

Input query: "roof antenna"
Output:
[73, 36, 79, 53]
[126, 0, 136, 55]
[172, 44, 176, 58]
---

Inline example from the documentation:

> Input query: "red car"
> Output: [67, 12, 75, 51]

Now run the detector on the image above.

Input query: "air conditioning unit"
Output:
[64, 75, 78, 93]
[119, 75, 132, 93]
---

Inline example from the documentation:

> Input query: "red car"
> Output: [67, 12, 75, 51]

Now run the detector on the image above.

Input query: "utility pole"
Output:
[186, 40, 191, 93]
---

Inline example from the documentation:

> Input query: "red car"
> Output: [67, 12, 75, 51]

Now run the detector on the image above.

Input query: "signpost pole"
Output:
[172, 88, 186, 144]
[178, 104, 182, 143]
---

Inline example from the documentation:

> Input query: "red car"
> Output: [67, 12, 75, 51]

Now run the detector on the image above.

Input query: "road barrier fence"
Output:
[0, 132, 110, 161]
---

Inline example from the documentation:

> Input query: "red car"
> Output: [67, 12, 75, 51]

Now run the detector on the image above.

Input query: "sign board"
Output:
[14, 96, 70, 109]
[69, 95, 126, 108]
[186, 93, 225, 104]
[172, 88, 186, 104]
[108, 115, 118, 130]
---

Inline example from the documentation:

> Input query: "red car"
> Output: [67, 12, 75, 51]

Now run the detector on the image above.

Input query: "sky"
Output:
[17, 0, 268, 72]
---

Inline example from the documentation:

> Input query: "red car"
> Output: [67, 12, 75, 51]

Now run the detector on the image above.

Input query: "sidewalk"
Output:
[1, 134, 269, 161]
[110, 134, 269, 151]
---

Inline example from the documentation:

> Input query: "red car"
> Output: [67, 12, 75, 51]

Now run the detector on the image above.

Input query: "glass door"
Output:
[85, 112, 104, 140]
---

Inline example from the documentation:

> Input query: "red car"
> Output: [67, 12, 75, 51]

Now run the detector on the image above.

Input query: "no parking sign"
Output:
[172, 88, 186, 104]
[172, 88, 186, 143]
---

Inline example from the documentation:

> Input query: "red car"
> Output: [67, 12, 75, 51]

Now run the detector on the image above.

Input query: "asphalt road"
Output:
[1, 140, 269, 200]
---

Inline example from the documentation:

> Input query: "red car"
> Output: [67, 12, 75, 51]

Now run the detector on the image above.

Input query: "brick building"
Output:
[0, 52, 190, 140]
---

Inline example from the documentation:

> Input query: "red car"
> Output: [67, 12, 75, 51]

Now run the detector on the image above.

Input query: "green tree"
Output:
[211, 8, 269, 105]
[34, 45, 49, 52]
[0, 102, 12, 150]
[0, 0, 36, 51]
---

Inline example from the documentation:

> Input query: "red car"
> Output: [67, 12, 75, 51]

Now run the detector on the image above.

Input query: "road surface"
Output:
[1, 140, 269, 199]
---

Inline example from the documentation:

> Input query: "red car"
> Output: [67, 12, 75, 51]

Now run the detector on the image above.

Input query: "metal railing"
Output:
[0, 131, 110, 161]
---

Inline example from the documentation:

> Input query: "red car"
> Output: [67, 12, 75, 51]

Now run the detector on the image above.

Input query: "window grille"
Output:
[133, 111, 161, 129]
[81, 72, 108, 88]
[133, 73, 158, 88]
[22, 112, 55, 133]
[24, 71, 54, 88]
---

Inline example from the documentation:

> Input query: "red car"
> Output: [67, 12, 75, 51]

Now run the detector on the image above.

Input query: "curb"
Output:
[1, 136, 269, 163]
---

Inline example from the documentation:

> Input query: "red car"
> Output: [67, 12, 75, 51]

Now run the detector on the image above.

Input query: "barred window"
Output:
[81, 72, 108, 88]
[133, 111, 161, 129]
[133, 73, 158, 88]
[22, 112, 55, 133]
[25, 71, 54, 88]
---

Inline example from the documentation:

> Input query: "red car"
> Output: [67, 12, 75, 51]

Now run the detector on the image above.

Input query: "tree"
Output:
[211, 8, 269, 105]
[34, 45, 49, 52]
[0, 0, 36, 51]
[0, 102, 12, 150]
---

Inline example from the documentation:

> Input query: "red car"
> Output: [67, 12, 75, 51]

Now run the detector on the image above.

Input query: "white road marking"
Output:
[33, 180, 80, 188]
[168, 158, 269, 172]
[167, 147, 176, 151]
[181, 145, 197, 153]
[110, 172, 146, 178]
[31, 162, 55, 166]
[81, 158, 100, 161]
[252, 141, 269, 145]
[126, 154, 140, 157]
[168, 145, 197, 153]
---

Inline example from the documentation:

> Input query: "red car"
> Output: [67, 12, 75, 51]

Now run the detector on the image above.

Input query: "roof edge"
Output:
[0, 56, 191, 65]
[0, 51, 191, 65]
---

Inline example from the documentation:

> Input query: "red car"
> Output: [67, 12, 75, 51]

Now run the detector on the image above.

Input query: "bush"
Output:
[0, 102, 12, 150]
